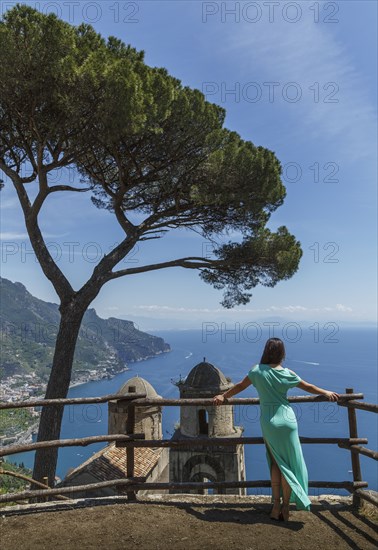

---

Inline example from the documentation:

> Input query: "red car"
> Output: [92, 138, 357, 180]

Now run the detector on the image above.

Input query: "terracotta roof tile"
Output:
[64, 443, 163, 493]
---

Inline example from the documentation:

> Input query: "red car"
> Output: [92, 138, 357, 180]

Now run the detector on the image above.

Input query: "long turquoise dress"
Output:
[247, 363, 311, 511]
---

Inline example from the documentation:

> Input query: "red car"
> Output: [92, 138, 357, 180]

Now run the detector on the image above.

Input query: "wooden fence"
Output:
[0, 387, 377, 508]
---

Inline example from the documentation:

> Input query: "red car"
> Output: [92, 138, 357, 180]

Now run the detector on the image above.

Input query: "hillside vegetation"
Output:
[0, 277, 170, 382]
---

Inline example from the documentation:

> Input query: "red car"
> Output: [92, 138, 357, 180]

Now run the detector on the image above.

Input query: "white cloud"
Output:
[133, 305, 217, 313]
[267, 305, 309, 313]
[0, 232, 67, 240]
[0, 232, 30, 240]
[133, 303, 353, 315]
[336, 303, 353, 312]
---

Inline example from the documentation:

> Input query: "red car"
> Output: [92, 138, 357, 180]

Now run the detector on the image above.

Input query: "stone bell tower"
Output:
[108, 376, 163, 440]
[169, 359, 246, 495]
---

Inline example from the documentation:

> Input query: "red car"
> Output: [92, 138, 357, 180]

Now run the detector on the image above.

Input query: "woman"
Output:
[213, 337, 340, 522]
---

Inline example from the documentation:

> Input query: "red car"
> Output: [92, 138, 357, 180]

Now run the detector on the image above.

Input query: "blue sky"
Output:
[0, 0, 377, 330]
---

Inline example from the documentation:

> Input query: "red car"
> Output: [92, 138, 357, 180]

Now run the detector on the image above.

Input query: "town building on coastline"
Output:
[59, 361, 246, 497]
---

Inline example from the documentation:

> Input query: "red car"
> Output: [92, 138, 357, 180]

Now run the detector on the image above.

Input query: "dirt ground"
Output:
[1, 494, 377, 550]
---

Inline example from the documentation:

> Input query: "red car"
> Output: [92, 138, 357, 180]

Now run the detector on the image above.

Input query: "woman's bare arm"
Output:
[213, 375, 252, 405]
[297, 379, 340, 401]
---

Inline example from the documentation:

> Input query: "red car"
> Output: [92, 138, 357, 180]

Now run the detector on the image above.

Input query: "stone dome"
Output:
[183, 359, 231, 391]
[110, 376, 162, 439]
[117, 376, 159, 398]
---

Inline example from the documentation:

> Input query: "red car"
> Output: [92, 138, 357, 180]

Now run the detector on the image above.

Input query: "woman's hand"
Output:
[324, 391, 340, 401]
[213, 394, 226, 406]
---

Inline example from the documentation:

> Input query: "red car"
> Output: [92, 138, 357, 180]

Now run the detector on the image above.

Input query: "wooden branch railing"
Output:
[0, 393, 364, 410]
[0, 479, 368, 505]
[345, 388, 363, 507]
[0, 393, 146, 410]
[108, 394, 365, 406]
[0, 434, 146, 458]
[0, 436, 368, 458]
[0, 469, 70, 501]
[114, 437, 369, 448]
[338, 400, 378, 413]
[338, 443, 378, 461]
[125, 393, 136, 502]
[354, 489, 378, 507]
[0, 388, 377, 508]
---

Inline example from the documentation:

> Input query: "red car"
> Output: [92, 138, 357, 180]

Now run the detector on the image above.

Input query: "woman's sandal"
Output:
[269, 499, 281, 521]
[280, 503, 290, 522]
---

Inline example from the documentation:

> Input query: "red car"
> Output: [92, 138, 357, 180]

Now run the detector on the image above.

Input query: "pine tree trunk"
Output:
[32, 305, 86, 489]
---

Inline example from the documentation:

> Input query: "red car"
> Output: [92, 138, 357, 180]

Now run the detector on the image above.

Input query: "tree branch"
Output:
[109, 256, 220, 279]
[0, 137, 25, 174]
[48, 185, 92, 193]
[6, 172, 75, 303]
[15, 122, 39, 174]
[30, 187, 48, 218]
[77, 235, 141, 305]
[138, 203, 201, 232]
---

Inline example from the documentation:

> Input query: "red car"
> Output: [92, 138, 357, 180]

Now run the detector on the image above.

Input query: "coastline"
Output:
[3, 348, 171, 449]
[1, 420, 40, 450]
[68, 366, 131, 389]
[69, 348, 171, 389]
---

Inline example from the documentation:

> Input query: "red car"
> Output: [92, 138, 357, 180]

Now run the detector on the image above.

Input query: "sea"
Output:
[7, 326, 378, 496]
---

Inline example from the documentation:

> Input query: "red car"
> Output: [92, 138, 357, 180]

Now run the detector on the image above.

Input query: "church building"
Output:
[170, 359, 246, 495]
[60, 361, 246, 497]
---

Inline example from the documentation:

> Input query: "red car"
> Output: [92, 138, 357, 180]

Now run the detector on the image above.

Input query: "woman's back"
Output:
[248, 363, 302, 406]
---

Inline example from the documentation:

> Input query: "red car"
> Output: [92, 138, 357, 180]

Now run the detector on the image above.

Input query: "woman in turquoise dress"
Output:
[213, 337, 340, 521]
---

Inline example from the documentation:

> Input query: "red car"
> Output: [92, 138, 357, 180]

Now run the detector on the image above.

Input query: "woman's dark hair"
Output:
[260, 338, 286, 365]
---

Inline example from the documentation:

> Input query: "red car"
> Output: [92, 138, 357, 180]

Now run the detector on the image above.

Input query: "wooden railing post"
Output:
[346, 388, 362, 508]
[126, 401, 136, 501]
[42, 476, 49, 502]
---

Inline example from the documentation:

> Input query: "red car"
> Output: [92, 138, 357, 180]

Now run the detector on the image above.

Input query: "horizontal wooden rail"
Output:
[354, 489, 378, 507]
[0, 393, 147, 410]
[0, 435, 368, 457]
[338, 400, 378, 413]
[118, 394, 363, 406]
[115, 437, 368, 448]
[0, 393, 364, 411]
[0, 469, 70, 500]
[0, 479, 368, 505]
[0, 434, 145, 457]
[338, 443, 378, 461]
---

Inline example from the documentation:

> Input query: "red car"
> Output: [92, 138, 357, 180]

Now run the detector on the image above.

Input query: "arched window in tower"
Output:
[198, 409, 208, 435]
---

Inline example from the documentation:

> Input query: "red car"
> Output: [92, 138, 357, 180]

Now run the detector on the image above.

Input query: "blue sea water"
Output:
[8, 326, 378, 496]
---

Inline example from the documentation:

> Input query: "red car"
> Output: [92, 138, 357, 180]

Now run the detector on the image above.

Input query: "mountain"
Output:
[0, 277, 170, 382]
